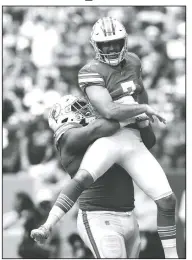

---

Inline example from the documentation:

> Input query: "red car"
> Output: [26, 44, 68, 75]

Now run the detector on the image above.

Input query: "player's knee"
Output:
[74, 169, 94, 189]
[100, 235, 125, 258]
[155, 192, 177, 212]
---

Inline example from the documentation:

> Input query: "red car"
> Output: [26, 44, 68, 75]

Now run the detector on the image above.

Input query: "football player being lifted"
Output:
[31, 18, 178, 258]
[31, 94, 157, 258]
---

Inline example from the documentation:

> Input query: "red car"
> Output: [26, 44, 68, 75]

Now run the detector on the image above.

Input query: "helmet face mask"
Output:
[69, 99, 95, 126]
[71, 100, 93, 117]
[90, 17, 128, 66]
[49, 95, 96, 131]
[96, 38, 126, 66]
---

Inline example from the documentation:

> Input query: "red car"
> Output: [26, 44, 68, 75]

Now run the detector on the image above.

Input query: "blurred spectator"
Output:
[3, 192, 36, 230]
[18, 189, 60, 258]
[23, 116, 53, 166]
[3, 127, 21, 173]
[68, 233, 93, 259]
[3, 6, 185, 173]
[3, 6, 186, 259]
[28, 158, 70, 197]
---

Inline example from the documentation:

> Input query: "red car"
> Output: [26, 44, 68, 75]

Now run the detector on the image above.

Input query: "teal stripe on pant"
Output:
[82, 211, 101, 258]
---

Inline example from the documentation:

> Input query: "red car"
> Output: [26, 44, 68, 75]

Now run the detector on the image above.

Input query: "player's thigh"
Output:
[119, 143, 172, 200]
[125, 211, 141, 258]
[77, 210, 127, 258]
[79, 137, 120, 181]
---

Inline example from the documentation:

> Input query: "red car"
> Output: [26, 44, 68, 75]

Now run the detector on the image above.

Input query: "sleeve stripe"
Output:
[55, 201, 70, 211]
[60, 194, 74, 206]
[79, 78, 104, 83]
[79, 83, 104, 89]
[79, 73, 101, 77]
[58, 198, 72, 209]
[79, 74, 104, 80]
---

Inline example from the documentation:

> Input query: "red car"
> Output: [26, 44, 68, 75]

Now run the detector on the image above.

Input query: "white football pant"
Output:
[77, 209, 141, 258]
[79, 128, 172, 201]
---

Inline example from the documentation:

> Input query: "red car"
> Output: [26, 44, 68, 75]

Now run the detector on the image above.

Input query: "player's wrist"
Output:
[39, 225, 52, 236]
[42, 223, 52, 232]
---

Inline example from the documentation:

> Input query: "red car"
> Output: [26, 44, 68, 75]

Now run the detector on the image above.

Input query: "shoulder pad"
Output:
[126, 52, 141, 66]
[79, 59, 103, 74]
[78, 60, 105, 93]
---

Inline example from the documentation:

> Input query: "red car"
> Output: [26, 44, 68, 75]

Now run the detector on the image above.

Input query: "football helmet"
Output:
[48, 95, 96, 133]
[90, 17, 128, 66]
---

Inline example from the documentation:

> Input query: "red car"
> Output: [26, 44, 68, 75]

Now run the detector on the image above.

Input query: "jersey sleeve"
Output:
[78, 63, 105, 93]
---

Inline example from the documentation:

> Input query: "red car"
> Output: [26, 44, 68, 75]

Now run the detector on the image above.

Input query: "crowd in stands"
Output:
[3, 6, 185, 174]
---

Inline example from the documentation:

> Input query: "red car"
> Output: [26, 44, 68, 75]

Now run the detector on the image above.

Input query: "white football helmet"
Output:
[90, 17, 128, 66]
[48, 95, 96, 134]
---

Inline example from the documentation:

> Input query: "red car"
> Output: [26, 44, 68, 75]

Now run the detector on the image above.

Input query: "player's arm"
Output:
[64, 118, 120, 153]
[86, 85, 147, 120]
[30, 119, 120, 242]
[85, 85, 165, 123]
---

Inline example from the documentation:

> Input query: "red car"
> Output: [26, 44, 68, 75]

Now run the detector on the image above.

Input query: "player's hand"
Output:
[136, 113, 150, 128]
[145, 105, 166, 124]
[30, 225, 50, 244]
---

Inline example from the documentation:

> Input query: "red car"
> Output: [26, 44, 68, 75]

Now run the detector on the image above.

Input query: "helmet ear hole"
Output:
[62, 118, 68, 123]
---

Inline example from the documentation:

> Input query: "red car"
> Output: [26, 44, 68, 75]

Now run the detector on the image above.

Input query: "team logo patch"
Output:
[51, 103, 61, 121]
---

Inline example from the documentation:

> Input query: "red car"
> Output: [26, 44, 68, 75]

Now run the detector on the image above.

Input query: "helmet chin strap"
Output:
[97, 45, 126, 66]
[104, 56, 120, 66]
[103, 53, 124, 66]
